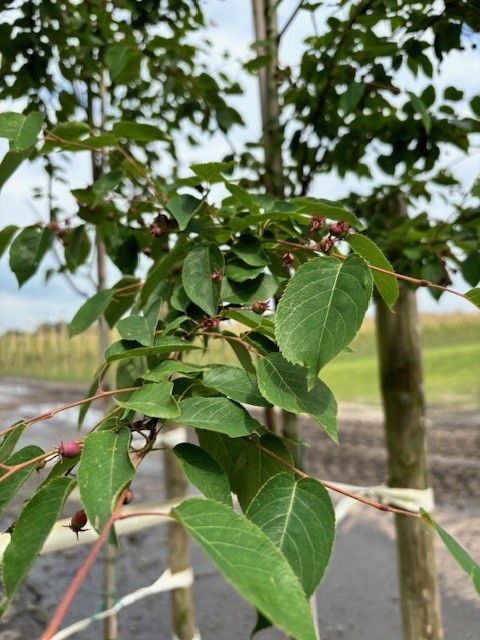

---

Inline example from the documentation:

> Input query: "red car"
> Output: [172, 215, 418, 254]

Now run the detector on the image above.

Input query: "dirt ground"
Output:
[0, 377, 478, 640]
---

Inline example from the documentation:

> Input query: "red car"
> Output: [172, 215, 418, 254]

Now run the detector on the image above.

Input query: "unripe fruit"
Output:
[318, 236, 334, 253]
[67, 509, 88, 540]
[123, 488, 134, 505]
[328, 220, 350, 237]
[58, 440, 81, 458]
[202, 316, 220, 329]
[252, 300, 269, 315]
[309, 215, 325, 233]
[209, 270, 222, 282]
[150, 224, 162, 237]
[281, 251, 295, 267]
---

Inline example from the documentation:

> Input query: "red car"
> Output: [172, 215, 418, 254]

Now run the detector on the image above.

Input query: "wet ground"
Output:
[0, 377, 478, 640]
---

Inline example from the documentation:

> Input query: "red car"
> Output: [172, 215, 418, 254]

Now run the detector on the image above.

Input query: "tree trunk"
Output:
[376, 284, 443, 640]
[251, 0, 284, 199]
[163, 428, 197, 640]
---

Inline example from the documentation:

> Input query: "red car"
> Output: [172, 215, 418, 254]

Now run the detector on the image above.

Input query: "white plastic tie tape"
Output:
[328, 482, 435, 513]
[51, 568, 194, 640]
[172, 629, 202, 640]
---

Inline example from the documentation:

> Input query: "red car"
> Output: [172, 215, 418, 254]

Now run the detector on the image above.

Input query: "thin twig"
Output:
[257, 443, 422, 519]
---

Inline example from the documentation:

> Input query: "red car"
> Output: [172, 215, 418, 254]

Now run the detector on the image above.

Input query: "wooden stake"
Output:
[376, 281, 443, 640]
[163, 427, 197, 640]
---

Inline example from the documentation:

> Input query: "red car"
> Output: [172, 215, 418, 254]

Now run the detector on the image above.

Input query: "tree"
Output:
[241, 3, 480, 638]
[0, 2, 480, 639]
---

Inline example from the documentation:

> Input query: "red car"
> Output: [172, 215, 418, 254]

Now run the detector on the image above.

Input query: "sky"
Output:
[1, 0, 479, 334]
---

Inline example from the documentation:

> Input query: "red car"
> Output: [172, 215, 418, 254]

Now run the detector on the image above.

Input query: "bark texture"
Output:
[376, 284, 443, 640]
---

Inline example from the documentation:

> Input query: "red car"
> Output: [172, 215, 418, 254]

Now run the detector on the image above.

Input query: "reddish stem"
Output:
[0, 386, 137, 438]
[257, 443, 421, 519]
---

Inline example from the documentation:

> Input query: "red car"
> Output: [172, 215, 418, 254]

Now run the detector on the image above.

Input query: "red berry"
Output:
[202, 316, 220, 329]
[150, 224, 162, 237]
[281, 252, 295, 267]
[309, 215, 325, 232]
[67, 509, 88, 540]
[58, 440, 81, 458]
[252, 301, 269, 315]
[328, 221, 350, 237]
[209, 271, 222, 282]
[318, 236, 334, 253]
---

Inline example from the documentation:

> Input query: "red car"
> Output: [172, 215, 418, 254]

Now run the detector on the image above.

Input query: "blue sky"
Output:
[1, 1, 479, 333]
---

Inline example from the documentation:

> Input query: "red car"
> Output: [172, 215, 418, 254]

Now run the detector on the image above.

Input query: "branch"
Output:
[257, 443, 422, 519]
[39, 511, 120, 640]
[272, 239, 479, 309]
[278, 0, 306, 41]
[0, 387, 138, 439]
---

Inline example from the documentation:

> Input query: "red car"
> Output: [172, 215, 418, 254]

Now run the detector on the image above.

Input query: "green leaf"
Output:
[178, 397, 261, 437]
[111, 121, 169, 142]
[105, 44, 142, 83]
[257, 353, 338, 442]
[465, 288, 480, 310]
[339, 82, 365, 115]
[247, 474, 335, 597]
[166, 194, 203, 230]
[232, 236, 269, 267]
[182, 244, 224, 316]
[225, 182, 260, 215]
[173, 498, 316, 640]
[0, 225, 18, 259]
[8, 225, 51, 286]
[105, 336, 199, 363]
[421, 510, 480, 596]
[140, 240, 190, 304]
[225, 309, 275, 335]
[190, 162, 233, 183]
[143, 360, 209, 381]
[408, 91, 432, 133]
[223, 332, 256, 373]
[0, 422, 26, 462]
[348, 233, 399, 308]
[1, 477, 74, 608]
[292, 197, 360, 228]
[197, 431, 248, 479]
[117, 315, 153, 347]
[0, 445, 44, 516]
[221, 273, 279, 305]
[41, 122, 91, 153]
[115, 382, 180, 419]
[202, 365, 272, 408]
[0, 112, 42, 150]
[92, 169, 124, 204]
[225, 258, 265, 282]
[10, 112, 43, 151]
[69, 289, 114, 337]
[0, 113, 25, 141]
[173, 443, 232, 506]
[78, 427, 135, 545]
[0, 148, 32, 191]
[232, 434, 294, 511]
[461, 252, 480, 287]
[276, 255, 372, 389]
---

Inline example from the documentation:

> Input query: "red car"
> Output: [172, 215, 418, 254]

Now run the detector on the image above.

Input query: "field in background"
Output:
[0, 314, 478, 408]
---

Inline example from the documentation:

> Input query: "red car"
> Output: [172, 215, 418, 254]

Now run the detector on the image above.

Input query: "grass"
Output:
[0, 314, 478, 408]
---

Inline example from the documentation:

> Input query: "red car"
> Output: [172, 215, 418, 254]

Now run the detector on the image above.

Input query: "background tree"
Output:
[0, 2, 479, 639]
[237, 3, 480, 639]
